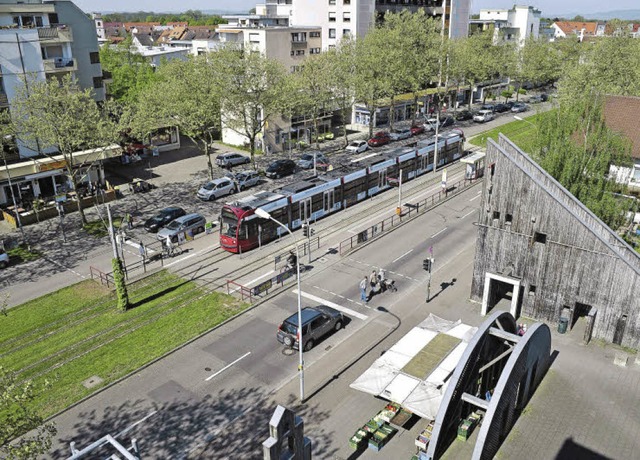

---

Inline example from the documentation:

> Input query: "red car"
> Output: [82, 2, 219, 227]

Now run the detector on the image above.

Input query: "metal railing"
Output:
[89, 266, 114, 288]
[226, 280, 254, 303]
[338, 177, 479, 255]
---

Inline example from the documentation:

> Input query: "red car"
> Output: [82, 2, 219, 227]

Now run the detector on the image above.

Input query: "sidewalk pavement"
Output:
[197, 241, 640, 460]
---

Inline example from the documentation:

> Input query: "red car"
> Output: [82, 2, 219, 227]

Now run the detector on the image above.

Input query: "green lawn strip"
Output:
[7, 244, 42, 263]
[2, 276, 199, 376]
[34, 291, 244, 417]
[469, 110, 556, 150]
[0, 271, 176, 352]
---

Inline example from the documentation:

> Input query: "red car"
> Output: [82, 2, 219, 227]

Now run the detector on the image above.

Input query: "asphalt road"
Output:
[47, 181, 482, 458]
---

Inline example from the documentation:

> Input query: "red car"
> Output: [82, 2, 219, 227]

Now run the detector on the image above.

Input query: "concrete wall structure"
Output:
[470, 134, 640, 349]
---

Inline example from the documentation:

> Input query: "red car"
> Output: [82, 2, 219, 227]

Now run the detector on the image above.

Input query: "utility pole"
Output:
[107, 204, 129, 310]
[424, 246, 435, 302]
[396, 168, 403, 216]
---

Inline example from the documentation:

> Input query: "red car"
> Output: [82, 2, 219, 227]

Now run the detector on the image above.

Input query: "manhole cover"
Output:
[82, 375, 104, 389]
[318, 257, 327, 263]
[282, 348, 295, 356]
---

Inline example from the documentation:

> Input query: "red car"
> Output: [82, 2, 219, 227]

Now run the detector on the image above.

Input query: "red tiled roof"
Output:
[603, 95, 640, 159]
[554, 21, 598, 36]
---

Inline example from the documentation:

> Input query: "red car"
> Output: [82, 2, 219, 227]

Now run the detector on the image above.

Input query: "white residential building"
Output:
[475, 5, 541, 47]
[0, 0, 106, 159]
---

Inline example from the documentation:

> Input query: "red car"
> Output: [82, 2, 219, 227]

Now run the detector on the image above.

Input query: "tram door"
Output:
[323, 190, 334, 212]
[378, 170, 387, 189]
[299, 198, 312, 222]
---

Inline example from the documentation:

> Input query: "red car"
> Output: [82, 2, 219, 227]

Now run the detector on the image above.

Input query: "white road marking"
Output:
[125, 239, 156, 253]
[45, 257, 86, 279]
[350, 152, 380, 163]
[164, 252, 199, 268]
[431, 227, 448, 238]
[469, 193, 482, 202]
[292, 289, 369, 320]
[115, 411, 158, 438]
[231, 270, 274, 292]
[461, 210, 476, 219]
[392, 249, 413, 263]
[205, 351, 251, 381]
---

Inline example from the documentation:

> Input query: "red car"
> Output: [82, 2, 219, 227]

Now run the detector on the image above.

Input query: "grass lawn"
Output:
[469, 110, 556, 151]
[6, 244, 41, 263]
[0, 271, 245, 418]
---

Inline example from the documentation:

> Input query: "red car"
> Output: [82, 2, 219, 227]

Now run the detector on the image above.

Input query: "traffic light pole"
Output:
[426, 266, 432, 303]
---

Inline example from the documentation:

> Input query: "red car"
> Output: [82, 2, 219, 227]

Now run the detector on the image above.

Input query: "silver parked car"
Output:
[390, 128, 412, 141]
[229, 170, 260, 191]
[157, 213, 206, 242]
[346, 140, 369, 154]
[197, 178, 235, 201]
[216, 153, 250, 168]
[473, 109, 495, 123]
[298, 152, 327, 170]
[276, 305, 344, 351]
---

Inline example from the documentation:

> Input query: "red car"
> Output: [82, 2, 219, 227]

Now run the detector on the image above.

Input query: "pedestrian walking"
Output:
[128, 214, 134, 230]
[369, 270, 377, 288]
[360, 276, 368, 302]
[378, 267, 386, 283]
[138, 241, 146, 259]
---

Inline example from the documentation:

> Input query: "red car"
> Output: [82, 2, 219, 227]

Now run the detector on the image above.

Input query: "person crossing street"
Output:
[359, 276, 368, 302]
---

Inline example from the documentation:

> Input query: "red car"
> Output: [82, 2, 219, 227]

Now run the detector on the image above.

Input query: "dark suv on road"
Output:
[266, 159, 296, 179]
[144, 206, 186, 233]
[277, 306, 344, 351]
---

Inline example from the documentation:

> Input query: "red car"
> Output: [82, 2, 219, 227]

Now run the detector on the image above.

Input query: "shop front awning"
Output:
[350, 314, 476, 420]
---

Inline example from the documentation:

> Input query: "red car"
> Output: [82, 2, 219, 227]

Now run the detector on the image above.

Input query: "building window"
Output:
[344, 0, 351, 4]
[329, 29, 336, 38]
[291, 32, 307, 42]
[329, 12, 336, 22]
[529, 285, 536, 294]
[328, 45, 336, 49]
[291, 50, 295, 56]
[329, 0, 336, 4]
[505, 213, 512, 223]
[89, 51, 100, 64]
[534, 232, 547, 244]
[310, 31, 321, 38]
[92, 76, 103, 89]
[343, 12, 351, 22]
[296, 50, 305, 56]
[492, 211, 500, 220]
[310, 48, 321, 54]
[343, 29, 351, 36]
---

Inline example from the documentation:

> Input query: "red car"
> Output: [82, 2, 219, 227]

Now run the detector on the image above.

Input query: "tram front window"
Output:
[220, 209, 238, 237]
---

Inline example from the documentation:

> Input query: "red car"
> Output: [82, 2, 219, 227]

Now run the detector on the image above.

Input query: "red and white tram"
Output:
[219, 130, 465, 253]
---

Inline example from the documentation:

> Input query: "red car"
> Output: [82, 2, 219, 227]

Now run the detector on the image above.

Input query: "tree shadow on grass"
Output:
[51, 386, 338, 459]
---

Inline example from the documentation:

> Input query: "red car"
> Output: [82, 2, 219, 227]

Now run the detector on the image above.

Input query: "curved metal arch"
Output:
[426, 310, 517, 459]
[472, 322, 551, 460]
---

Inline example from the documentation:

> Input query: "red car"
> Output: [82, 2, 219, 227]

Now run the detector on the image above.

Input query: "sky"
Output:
[73, 0, 639, 17]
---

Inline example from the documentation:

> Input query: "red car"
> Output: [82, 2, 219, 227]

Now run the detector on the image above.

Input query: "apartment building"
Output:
[376, 0, 471, 39]
[472, 5, 541, 47]
[0, 0, 105, 159]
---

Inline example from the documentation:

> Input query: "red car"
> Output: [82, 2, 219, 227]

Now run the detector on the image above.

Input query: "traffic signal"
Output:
[423, 258, 432, 272]
[302, 223, 309, 237]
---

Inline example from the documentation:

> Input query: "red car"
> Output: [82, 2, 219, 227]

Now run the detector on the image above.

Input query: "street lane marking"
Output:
[469, 193, 482, 201]
[292, 289, 369, 320]
[125, 239, 156, 253]
[115, 411, 158, 438]
[431, 227, 448, 238]
[205, 351, 251, 381]
[231, 270, 274, 292]
[392, 249, 413, 263]
[461, 210, 475, 219]
[350, 152, 380, 163]
[164, 252, 198, 268]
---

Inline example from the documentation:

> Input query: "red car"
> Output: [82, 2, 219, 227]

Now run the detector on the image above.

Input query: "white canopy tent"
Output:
[350, 314, 476, 420]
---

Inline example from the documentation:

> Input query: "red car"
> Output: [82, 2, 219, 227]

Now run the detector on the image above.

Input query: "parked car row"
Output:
[144, 206, 207, 243]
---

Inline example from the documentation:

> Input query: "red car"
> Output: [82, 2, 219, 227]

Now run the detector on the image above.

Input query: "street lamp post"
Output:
[254, 207, 305, 402]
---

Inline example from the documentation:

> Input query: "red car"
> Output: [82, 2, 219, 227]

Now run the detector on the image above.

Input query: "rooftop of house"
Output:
[554, 21, 598, 35]
[603, 95, 640, 160]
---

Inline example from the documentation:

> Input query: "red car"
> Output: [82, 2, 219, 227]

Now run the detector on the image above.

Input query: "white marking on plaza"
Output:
[292, 289, 369, 320]
[431, 227, 448, 238]
[205, 351, 251, 381]
[461, 210, 476, 219]
[392, 249, 413, 263]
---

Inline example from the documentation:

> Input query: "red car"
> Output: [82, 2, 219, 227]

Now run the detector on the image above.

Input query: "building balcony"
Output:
[0, 93, 8, 108]
[38, 25, 73, 43]
[43, 57, 77, 73]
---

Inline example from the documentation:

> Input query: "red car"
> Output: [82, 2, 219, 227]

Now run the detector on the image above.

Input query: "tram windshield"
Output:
[220, 208, 239, 237]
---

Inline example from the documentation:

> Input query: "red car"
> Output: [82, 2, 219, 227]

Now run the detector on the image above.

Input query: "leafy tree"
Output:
[215, 48, 287, 164]
[292, 53, 336, 148]
[354, 29, 392, 137]
[325, 38, 357, 146]
[1, 366, 56, 459]
[99, 36, 160, 103]
[134, 56, 221, 179]
[533, 96, 633, 229]
[454, 30, 496, 107]
[10, 75, 118, 225]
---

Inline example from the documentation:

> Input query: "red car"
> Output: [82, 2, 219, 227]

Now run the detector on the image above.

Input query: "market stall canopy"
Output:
[350, 314, 476, 420]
